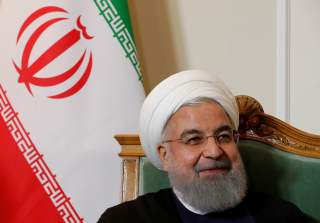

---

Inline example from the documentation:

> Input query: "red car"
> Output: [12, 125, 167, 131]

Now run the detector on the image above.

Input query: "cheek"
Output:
[224, 146, 241, 165]
[169, 147, 201, 170]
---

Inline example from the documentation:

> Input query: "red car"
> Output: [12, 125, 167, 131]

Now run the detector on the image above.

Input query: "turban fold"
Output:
[139, 70, 239, 169]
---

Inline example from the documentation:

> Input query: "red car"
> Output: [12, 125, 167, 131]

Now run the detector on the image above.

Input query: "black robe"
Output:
[98, 189, 315, 223]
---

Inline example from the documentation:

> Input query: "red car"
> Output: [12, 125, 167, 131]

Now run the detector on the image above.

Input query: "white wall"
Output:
[174, 0, 277, 116]
[290, 0, 320, 134]
[130, 0, 277, 115]
[130, 0, 320, 134]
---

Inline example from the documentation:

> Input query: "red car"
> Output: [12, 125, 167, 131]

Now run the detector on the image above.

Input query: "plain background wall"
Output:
[128, 0, 320, 134]
[129, 0, 277, 115]
[290, 0, 320, 134]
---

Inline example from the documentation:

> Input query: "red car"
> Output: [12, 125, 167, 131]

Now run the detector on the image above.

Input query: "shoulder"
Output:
[246, 192, 316, 223]
[97, 189, 178, 223]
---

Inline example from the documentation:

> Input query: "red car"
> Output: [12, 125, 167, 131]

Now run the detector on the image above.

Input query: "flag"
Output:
[0, 0, 145, 222]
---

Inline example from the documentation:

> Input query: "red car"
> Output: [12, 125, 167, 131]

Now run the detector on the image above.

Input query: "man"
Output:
[98, 70, 314, 223]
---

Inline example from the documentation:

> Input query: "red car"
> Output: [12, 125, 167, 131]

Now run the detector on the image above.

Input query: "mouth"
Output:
[198, 167, 228, 178]
[195, 158, 231, 178]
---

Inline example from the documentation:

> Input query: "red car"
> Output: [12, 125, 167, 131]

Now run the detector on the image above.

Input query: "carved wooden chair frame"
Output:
[115, 95, 320, 202]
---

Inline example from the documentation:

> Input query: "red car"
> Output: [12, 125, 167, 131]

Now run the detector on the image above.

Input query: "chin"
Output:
[170, 160, 248, 214]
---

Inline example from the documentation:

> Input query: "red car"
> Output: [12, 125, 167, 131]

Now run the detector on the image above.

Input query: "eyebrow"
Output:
[180, 125, 233, 138]
[214, 125, 233, 134]
[180, 129, 203, 138]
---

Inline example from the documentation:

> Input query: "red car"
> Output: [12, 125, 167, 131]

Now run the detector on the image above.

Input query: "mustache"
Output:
[194, 158, 231, 173]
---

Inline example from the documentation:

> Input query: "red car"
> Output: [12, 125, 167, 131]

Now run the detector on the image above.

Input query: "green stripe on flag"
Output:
[93, 0, 143, 81]
[111, 0, 134, 38]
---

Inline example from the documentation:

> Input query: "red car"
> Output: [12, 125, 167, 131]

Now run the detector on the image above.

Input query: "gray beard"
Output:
[168, 159, 248, 214]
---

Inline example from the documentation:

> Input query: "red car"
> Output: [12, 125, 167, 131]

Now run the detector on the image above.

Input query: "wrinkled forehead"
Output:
[161, 99, 235, 137]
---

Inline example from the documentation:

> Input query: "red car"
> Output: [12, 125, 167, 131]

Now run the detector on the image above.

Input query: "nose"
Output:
[202, 136, 223, 159]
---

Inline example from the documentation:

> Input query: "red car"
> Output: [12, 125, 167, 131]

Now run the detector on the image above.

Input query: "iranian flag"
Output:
[0, 0, 145, 222]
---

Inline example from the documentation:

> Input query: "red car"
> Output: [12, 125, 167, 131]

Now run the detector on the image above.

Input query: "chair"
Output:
[115, 95, 320, 221]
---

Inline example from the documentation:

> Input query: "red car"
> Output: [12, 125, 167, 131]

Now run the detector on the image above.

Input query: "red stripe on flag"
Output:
[0, 84, 83, 223]
[0, 112, 64, 222]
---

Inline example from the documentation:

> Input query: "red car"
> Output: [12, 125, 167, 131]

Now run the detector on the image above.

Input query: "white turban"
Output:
[139, 70, 239, 169]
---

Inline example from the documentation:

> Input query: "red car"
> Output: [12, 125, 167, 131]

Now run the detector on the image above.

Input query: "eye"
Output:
[216, 132, 232, 144]
[183, 136, 204, 145]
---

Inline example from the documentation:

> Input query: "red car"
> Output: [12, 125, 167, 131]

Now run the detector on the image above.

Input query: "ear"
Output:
[157, 144, 169, 171]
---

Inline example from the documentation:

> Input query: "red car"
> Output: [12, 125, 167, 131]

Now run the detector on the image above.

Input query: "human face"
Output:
[158, 101, 242, 181]
[157, 101, 247, 213]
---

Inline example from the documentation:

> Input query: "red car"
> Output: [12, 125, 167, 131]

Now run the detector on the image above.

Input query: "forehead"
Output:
[164, 102, 232, 136]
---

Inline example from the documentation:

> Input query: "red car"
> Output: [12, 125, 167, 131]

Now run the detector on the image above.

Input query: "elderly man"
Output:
[98, 70, 312, 223]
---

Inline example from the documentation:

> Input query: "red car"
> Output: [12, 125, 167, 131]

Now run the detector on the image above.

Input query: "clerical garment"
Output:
[98, 189, 313, 223]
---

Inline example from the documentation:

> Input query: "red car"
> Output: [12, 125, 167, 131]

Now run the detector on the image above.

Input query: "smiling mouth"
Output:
[198, 167, 229, 178]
